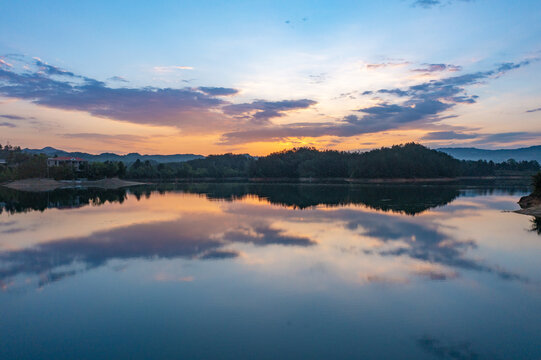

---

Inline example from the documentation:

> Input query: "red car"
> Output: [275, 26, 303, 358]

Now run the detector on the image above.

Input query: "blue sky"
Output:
[0, 0, 540, 154]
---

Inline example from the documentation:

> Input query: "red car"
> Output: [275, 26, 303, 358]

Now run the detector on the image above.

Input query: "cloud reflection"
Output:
[0, 184, 531, 290]
[0, 213, 312, 287]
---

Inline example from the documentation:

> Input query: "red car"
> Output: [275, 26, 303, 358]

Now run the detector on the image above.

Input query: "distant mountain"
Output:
[23, 147, 204, 164]
[437, 146, 541, 163]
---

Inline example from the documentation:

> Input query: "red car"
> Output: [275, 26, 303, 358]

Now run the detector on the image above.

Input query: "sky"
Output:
[0, 0, 540, 155]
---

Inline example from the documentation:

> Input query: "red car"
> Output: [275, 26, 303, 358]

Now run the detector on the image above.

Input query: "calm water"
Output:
[1, 183, 540, 359]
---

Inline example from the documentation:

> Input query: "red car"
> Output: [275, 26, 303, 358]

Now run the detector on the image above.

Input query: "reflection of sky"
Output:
[1, 188, 541, 358]
[0, 189, 540, 288]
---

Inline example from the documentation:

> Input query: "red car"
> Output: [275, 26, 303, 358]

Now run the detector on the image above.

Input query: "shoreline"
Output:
[123, 175, 531, 184]
[1, 178, 146, 192]
[515, 207, 541, 217]
[0, 175, 531, 192]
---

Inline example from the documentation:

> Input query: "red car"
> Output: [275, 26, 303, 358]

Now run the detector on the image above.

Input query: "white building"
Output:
[47, 157, 88, 171]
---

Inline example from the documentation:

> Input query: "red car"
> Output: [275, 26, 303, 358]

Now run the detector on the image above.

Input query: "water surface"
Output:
[1, 183, 540, 359]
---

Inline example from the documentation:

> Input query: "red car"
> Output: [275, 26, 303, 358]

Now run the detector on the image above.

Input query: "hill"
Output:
[437, 146, 541, 163]
[125, 143, 540, 180]
[23, 147, 204, 164]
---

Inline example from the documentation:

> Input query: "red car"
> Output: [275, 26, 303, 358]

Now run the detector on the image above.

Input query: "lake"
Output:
[1, 183, 540, 359]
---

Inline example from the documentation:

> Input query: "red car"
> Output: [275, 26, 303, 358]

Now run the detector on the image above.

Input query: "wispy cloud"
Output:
[0, 114, 30, 120]
[422, 131, 478, 140]
[526, 107, 541, 113]
[480, 131, 541, 144]
[0, 58, 12, 68]
[223, 99, 317, 124]
[412, 0, 474, 9]
[152, 65, 194, 73]
[0, 122, 16, 128]
[197, 87, 239, 96]
[34, 58, 78, 77]
[107, 76, 128, 83]
[365, 61, 410, 70]
[422, 130, 541, 146]
[412, 63, 462, 72]
[61, 133, 148, 143]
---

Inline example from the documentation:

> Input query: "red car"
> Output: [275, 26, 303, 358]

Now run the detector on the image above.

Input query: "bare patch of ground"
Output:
[1, 178, 145, 192]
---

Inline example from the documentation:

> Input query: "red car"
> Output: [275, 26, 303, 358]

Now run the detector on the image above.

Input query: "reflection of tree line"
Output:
[174, 183, 461, 215]
[0, 187, 128, 215]
[530, 217, 541, 235]
[0, 182, 532, 215]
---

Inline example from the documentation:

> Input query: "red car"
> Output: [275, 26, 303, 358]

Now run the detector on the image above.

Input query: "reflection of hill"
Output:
[174, 183, 460, 215]
[0, 187, 128, 214]
[0, 182, 530, 215]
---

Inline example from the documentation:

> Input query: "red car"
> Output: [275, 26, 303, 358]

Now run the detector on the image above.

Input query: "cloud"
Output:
[223, 99, 317, 124]
[0, 114, 28, 120]
[220, 60, 532, 144]
[0, 58, 12, 68]
[413, 0, 441, 7]
[0, 56, 229, 129]
[0, 122, 16, 128]
[200, 249, 240, 260]
[422, 130, 541, 146]
[365, 61, 410, 70]
[220, 100, 453, 144]
[197, 86, 239, 96]
[422, 131, 478, 140]
[308, 73, 327, 84]
[413, 63, 462, 72]
[61, 133, 148, 143]
[526, 107, 541, 113]
[108, 76, 128, 83]
[413, 0, 474, 9]
[0, 55, 316, 133]
[152, 65, 194, 73]
[34, 58, 78, 77]
[480, 132, 541, 144]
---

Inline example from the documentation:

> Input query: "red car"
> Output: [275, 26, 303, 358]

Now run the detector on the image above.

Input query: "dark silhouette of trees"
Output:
[1, 143, 540, 182]
[123, 143, 540, 180]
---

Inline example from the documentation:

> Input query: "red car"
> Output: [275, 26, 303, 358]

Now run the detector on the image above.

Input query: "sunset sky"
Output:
[1, 0, 540, 155]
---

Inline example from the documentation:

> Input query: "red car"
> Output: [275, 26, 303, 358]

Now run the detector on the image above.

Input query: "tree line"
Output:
[1, 142, 540, 182]
[124, 143, 540, 180]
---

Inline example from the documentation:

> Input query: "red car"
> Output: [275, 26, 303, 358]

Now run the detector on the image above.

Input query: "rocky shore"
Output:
[516, 193, 541, 217]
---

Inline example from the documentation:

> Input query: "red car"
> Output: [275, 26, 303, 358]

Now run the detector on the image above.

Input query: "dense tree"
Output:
[1, 143, 540, 182]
